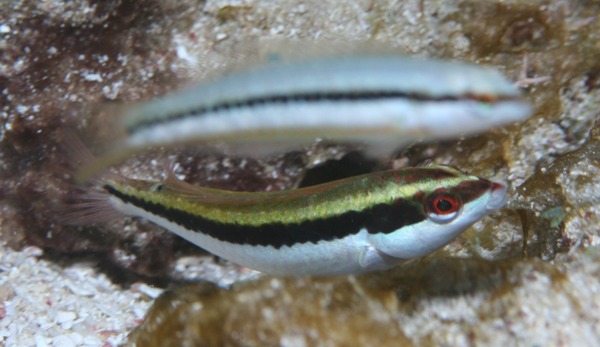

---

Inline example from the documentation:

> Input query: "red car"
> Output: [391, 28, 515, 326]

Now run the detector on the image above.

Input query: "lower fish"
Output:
[76, 54, 531, 182]
[72, 166, 507, 276]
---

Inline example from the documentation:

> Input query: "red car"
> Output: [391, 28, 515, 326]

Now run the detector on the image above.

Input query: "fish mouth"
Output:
[486, 181, 508, 210]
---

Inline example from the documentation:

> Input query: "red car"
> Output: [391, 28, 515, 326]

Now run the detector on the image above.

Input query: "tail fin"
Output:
[55, 129, 123, 225]
[71, 101, 132, 183]
[59, 186, 121, 225]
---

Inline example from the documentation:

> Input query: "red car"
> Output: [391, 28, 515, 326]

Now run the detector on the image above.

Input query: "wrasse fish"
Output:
[74, 166, 507, 276]
[76, 55, 531, 182]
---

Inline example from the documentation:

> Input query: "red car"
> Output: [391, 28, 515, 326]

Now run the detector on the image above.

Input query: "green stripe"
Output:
[109, 167, 477, 227]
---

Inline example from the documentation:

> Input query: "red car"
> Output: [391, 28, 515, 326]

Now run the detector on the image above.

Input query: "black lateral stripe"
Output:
[127, 91, 486, 133]
[105, 185, 426, 248]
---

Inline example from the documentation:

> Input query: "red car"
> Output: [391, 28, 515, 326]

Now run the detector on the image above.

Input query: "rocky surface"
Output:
[128, 250, 600, 347]
[0, 0, 598, 346]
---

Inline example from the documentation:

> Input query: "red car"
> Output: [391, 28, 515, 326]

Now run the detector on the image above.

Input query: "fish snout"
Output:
[486, 181, 507, 210]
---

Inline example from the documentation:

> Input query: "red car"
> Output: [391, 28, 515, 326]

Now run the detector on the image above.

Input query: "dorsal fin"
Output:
[160, 162, 360, 207]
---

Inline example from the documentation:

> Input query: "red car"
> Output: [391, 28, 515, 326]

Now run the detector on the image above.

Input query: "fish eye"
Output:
[426, 192, 462, 223]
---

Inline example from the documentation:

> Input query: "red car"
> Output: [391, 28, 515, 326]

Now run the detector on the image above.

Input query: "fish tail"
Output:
[55, 128, 123, 225]
[58, 184, 121, 225]
[72, 102, 131, 183]
[74, 147, 134, 184]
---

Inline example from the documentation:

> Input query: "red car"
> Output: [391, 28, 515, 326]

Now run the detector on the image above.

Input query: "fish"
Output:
[71, 165, 507, 276]
[76, 53, 531, 182]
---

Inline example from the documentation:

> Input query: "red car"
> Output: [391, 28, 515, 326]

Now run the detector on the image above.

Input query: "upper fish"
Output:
[77, 54, 531, 181]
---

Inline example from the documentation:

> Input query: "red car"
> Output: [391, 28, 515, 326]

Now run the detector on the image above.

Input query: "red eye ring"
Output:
[428, 193, 461, 215]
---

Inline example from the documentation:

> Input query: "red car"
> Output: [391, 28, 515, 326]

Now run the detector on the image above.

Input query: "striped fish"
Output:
[77, 54, 531, 181]
[75, 166, 507, 275]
